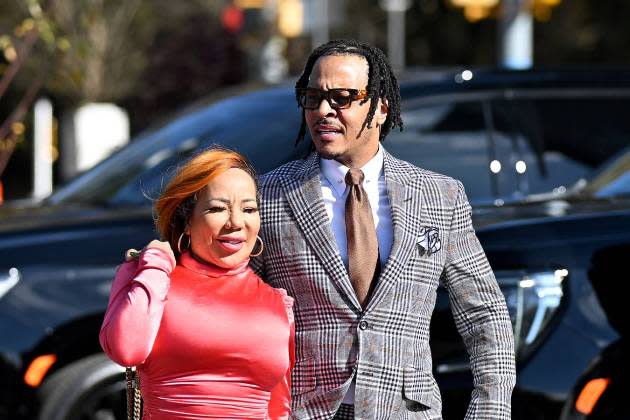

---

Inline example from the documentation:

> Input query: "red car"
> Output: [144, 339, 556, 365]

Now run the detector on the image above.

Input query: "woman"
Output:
[99, 148, 294, 419]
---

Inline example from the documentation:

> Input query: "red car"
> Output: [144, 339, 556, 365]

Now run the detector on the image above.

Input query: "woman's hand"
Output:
[146, 240, 175, 261]
[125, 240, 175, 263]
[125, 248, 141, 261]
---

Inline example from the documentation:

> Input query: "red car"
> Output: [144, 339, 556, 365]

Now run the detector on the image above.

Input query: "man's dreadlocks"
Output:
[294, 39, 403, 146]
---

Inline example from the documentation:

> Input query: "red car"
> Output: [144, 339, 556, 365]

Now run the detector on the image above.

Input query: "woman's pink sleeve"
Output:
[99, 247, 175, 367]
[268, 292, 295, 419]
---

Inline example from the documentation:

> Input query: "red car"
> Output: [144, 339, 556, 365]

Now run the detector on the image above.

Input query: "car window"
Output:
[497, 95, 630, 201]
[49, 85, 630, 209]
[49, 89, 309, 207]
[386, 92, 630, 205]
[387, 101, 502, 204]
[581, 146, 630, 197]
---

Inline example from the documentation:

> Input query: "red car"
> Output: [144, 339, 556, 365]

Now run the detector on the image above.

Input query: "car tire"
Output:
[38, 353, 127, 420]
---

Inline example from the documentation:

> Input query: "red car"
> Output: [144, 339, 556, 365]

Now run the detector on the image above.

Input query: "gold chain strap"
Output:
[126, 367, 142, 420]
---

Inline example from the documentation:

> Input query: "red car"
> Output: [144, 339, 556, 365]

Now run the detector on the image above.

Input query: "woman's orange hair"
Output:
[154, 147, 257, 255]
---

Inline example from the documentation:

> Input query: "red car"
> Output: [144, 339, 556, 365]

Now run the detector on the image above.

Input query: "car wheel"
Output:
[38, 353, 127, 420]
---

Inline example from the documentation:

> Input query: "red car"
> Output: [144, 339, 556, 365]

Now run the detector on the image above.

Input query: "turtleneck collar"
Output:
[179, 251, 251, 278]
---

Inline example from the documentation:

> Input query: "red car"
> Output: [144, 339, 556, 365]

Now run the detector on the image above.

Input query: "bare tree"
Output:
[48, 0, 150, 102]
[0, 0, 55, 180]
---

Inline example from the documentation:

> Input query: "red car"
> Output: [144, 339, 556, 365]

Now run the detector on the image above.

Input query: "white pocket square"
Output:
[417, 226, 441, 256]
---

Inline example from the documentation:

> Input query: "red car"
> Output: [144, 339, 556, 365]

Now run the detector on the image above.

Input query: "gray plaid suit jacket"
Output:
[251, 149, 516, 420]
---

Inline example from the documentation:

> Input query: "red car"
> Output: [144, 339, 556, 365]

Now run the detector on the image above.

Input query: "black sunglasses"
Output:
[296, 88, 368, 110]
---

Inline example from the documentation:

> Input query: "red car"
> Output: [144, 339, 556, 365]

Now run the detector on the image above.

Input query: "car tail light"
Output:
[575, 377, 610, 415]
[24, 354, 57, 387]
[496, 269, 568, 360]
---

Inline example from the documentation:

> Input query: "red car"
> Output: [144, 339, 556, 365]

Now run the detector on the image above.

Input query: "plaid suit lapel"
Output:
[280, 153, 362, 311]
[366, 149, 425, 311]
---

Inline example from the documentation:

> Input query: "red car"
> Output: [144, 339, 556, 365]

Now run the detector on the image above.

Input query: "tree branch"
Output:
[0, 77, 43, 177]
[0, 27, 39, 101]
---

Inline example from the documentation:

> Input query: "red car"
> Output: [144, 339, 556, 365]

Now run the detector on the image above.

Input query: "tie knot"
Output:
[345, 168, 365, 186]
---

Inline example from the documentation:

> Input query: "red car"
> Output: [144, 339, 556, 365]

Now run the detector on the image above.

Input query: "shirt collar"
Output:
[320, 146, 384, 196]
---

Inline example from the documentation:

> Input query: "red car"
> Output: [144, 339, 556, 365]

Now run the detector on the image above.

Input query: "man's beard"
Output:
[317, 150, 340, 160]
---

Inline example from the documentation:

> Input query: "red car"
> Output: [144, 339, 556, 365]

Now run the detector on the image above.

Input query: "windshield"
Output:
[48, 84, 630, 209]
[48, 88, 309, 207]
[386, 90, 630, 205]
[577, 145, 630, 198]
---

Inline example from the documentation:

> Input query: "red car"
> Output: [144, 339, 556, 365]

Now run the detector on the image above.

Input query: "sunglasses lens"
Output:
[330, 90, 352, 109]
[303, 91, 322, 109]
[298, 89, 360, 109]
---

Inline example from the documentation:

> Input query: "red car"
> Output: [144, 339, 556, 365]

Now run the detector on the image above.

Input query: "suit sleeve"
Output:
[99, 247, 175, 367]
[268, 291, 295, 419]
[441, 181, 516, 420]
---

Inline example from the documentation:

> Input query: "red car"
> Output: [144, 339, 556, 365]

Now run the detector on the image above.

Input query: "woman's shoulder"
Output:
[271, 287, 294, 309]
[271, 287, 294, 324]
[246, 271, 294, 310]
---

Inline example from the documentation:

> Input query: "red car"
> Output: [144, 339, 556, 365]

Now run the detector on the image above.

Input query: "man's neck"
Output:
[333, 145, 380, 169]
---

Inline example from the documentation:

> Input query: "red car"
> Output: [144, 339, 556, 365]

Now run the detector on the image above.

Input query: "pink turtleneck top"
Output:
[99, 248, 294, 419]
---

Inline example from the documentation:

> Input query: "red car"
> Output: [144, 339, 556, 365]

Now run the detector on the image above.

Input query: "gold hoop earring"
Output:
[177, 232, 190, 254]
[250, 236, 264, 257]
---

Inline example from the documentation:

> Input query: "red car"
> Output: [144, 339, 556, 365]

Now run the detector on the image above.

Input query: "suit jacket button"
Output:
[359, 320, 369, 330]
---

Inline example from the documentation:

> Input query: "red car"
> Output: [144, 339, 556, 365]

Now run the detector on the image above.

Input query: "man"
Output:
[252, 39, 515, 420]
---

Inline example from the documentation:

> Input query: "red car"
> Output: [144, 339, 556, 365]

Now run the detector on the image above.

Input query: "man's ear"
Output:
[377, 98, 389, 125]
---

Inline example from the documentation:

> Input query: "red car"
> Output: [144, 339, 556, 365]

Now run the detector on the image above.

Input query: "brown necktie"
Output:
[345, 168, 380, 307]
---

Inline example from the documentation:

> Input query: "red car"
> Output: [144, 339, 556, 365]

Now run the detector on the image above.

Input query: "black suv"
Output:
[1, 69, 630, 419]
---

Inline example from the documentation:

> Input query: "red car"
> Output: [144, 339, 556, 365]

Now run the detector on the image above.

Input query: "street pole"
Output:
[388, 8, 405, 71]
[33, 98, 53, 201]
[311, 0, 329, 50]
[380, 0, 411, 72]
[499, 0, 533, 69]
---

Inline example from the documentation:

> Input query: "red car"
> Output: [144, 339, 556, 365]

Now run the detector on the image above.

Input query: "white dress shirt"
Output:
[319, 146, 393, 405]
